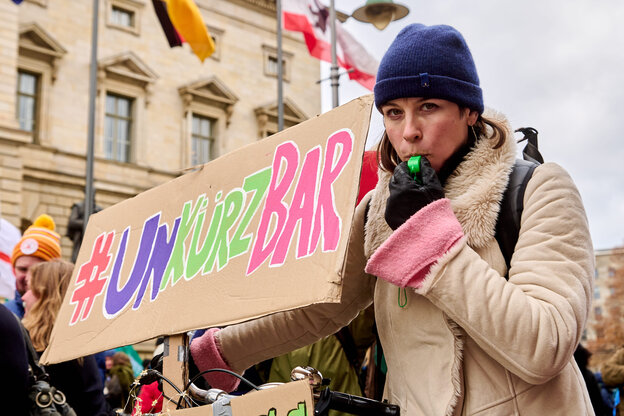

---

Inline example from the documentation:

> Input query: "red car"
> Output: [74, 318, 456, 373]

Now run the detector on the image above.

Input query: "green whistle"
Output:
[407, 155, 422, 183]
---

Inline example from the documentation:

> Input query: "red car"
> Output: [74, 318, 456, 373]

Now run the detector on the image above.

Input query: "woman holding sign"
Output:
[190, 24, 594, 415]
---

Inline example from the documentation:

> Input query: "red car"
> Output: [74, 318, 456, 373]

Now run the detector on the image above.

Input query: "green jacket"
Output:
[268, 308, 375, 416]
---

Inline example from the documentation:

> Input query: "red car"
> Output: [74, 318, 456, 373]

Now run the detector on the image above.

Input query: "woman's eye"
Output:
[384, 108, 402, 117]
[422, 102, 438, 111]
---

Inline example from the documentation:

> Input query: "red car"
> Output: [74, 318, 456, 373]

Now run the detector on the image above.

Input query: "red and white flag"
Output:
[282, 0, 378, 91]
[0, 218, 21, 299]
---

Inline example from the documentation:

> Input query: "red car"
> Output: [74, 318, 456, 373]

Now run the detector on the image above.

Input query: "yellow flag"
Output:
[163, 0, 215, 62]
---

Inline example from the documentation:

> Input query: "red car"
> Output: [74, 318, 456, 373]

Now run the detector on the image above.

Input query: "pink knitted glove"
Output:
[365, 198, 464, 289]
[189, 328, 241, 392]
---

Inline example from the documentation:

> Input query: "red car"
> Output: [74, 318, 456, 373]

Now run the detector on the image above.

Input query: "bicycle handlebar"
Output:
[314, 388, 400, 416]
[145, 365, 400, 415]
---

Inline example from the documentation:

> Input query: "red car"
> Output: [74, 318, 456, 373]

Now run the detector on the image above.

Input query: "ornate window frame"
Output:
[254, 97, 308, 139]
[178, 77, 238, 168]
[206, 25, 224, 61]
[97, 51, 158, 165]
[106, 0, 145, 36]
[17, 22, 67, 145]
[262, 44, 292, 82]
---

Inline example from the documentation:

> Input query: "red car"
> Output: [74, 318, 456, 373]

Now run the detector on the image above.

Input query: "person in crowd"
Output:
[575, 344, 612, 416]
[0, 303, 29, 415]
[187, 23, 595, 415]
[601, 345, 624, 415]
[95, 350, 111, 386]
[21, 259, 109, 415]
[5, 214, 61, 318]
[66, 198, 102, 263]
[105, 351, 136, 415]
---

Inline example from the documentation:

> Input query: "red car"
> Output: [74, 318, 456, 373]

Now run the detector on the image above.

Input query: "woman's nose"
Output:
[402, 115, 421, 142]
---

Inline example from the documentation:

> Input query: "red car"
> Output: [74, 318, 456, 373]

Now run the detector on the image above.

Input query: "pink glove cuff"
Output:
[189, 328, 241, 392]
[365, 198, 464, 289]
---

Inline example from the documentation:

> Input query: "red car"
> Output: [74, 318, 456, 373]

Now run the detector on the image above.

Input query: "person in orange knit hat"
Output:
[5, 214, 61, 318]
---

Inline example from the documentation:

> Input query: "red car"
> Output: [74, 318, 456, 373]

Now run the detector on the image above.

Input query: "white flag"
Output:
[0, 218, 21, 299]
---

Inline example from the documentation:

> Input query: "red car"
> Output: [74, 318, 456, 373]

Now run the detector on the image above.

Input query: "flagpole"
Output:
[276, 0, 284, 131]
[84, 0, 99, 233]
[329, 0, 339, 108]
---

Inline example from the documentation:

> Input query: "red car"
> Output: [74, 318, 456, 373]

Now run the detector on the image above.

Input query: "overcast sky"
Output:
[318, 0, 624, 251]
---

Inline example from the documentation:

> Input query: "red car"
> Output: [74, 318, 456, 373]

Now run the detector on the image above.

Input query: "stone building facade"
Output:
[0, 0, 321, 262]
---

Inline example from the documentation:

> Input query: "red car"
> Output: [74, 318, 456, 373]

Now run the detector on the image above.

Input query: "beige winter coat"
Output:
[216, 113, 595, 415]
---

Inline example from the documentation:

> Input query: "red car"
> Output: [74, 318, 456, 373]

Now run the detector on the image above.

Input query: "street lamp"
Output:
[351, 0, 410, 31]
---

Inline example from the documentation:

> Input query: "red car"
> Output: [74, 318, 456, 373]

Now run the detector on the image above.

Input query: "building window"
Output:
[17, 23, 67, 145]
[98, 51, 157, 166]
[191, 114, 215, 165]
[262, 45, 292, 82]
[267, 56, 286, 76]
[178, 76, 238, 168]
[106, 0, 144, 35]
[16, 70, 39, 133]
[111, 6, 134, 28]
[594, 306, 603, 317]
[594, 286, 601, 299]
[105, 93, 133, 162]
[206, 25, 224, 61]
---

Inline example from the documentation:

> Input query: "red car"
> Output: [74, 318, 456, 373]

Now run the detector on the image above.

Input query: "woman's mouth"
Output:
[404, 153, 428, 161]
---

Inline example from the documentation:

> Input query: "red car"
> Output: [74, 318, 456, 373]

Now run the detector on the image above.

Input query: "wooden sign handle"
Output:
[162, 333, 189, 406]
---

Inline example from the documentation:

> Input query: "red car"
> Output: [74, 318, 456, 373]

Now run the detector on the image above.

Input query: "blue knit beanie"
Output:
[374, 23, 484, 114]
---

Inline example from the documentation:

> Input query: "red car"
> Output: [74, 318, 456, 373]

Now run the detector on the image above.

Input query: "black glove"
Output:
[384, 157, 444, 230]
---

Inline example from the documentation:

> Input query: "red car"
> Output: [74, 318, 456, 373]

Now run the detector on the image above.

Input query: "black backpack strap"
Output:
[13, 313, 48, 382]
[516, 127, 544, 164]
[495, 158, 538, 279]
[495, 127, 544, 279]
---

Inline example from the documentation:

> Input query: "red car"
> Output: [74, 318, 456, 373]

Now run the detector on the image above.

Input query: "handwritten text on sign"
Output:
[68, 130, 354, 325]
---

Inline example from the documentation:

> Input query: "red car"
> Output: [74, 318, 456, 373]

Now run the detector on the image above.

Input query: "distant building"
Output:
[0, 0, 321, 259]
[584, 247, 624, 341]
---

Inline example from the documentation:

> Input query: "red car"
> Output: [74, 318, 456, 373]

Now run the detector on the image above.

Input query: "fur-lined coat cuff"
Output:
[365, 199, 464, 289]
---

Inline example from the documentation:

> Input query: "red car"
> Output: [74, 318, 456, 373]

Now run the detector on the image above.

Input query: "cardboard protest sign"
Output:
[42, 95, 373, 364]
[162, 379, 313, 416]
[229, 380, 313, 416]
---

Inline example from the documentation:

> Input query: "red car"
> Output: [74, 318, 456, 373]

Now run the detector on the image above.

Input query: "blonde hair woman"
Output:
[22, 260, 72, 351]
[22, 260, 109, 416]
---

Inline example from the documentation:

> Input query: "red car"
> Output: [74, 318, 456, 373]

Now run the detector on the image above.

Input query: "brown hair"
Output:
[112, 351, 132, 367]
[22, 259, 74, 351]
[376, 113, 507, 172]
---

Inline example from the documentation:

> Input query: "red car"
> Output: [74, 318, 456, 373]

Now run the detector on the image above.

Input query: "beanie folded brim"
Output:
[374, 74, 484, 114]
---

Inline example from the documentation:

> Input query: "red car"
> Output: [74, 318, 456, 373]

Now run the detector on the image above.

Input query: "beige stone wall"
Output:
[1, 0, 320, 259]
